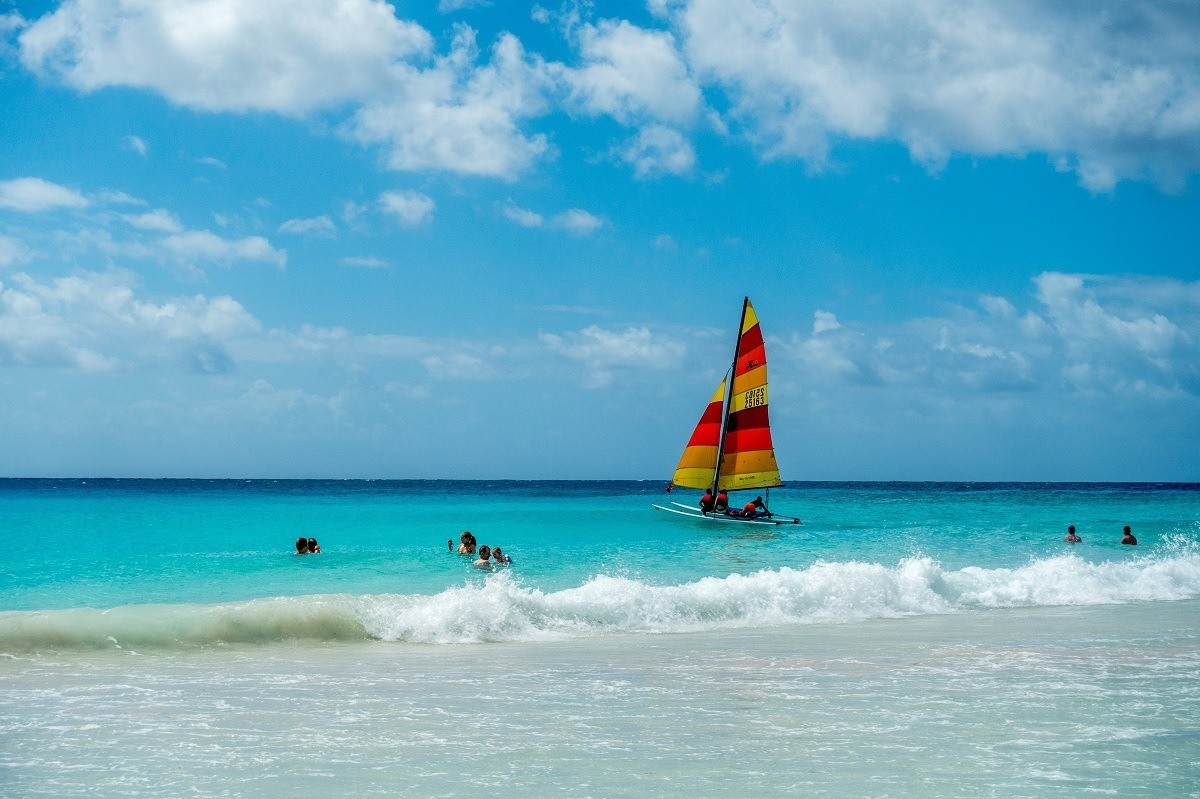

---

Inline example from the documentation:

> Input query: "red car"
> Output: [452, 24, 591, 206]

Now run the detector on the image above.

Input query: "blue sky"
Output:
[1, 0, 1198, 480]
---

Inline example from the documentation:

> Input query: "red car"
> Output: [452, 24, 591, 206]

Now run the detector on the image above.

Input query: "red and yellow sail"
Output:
[671, 378, 726, 489]
[718, 300, 782, 490]
[671, 298, 783, 492]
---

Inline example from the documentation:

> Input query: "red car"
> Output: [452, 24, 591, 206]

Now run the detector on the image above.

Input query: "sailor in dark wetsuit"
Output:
[699, 490, 716, 513]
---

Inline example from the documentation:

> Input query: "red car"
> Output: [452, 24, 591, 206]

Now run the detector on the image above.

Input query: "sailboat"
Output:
[652, 297, 800, 526]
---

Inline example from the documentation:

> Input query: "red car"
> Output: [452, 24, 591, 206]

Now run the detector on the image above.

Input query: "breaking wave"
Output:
[3, 549, 1199, 652]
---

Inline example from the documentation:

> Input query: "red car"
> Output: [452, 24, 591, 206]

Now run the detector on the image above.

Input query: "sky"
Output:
[0, 0, 1198, 480]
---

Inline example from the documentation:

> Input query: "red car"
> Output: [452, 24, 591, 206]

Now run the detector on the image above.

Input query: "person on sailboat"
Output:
[699, 489, 716, 513]
[714, 490, 729, 513]
[739, 497, 768, 518]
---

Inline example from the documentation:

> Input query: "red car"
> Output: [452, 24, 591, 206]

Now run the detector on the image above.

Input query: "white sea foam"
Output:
[3, 551, 1199, 651]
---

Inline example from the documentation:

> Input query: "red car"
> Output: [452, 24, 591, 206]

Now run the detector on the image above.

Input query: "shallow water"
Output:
[2, 601, 1197, 798]
[1, 480, 1197, 797]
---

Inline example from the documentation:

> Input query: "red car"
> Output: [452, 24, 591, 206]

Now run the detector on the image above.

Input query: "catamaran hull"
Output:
[651, 502, 797, 526]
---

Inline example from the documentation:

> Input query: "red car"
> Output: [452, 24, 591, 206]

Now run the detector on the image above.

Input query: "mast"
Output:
[710, 296, 750, 497]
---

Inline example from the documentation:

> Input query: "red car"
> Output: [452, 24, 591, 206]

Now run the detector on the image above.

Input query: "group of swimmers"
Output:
[294, 537, 322, 554]
[1063, 525, 1137, 545]
[451, 531, 512, 570]
[699, 489, 771, 519]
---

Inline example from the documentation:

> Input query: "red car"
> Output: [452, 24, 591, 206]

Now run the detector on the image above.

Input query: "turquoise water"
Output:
[1, 480, 1198, 798]
[2, 480, 1196, 613]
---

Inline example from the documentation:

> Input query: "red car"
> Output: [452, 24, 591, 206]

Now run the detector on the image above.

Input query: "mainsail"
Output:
[671, 298, 782, 492]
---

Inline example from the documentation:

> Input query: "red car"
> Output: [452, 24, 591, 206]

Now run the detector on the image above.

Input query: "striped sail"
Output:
[671, 378, 727, 489]
[718, 300, 782, 490]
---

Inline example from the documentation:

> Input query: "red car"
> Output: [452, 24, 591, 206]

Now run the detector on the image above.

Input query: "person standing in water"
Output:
[457, 531, 477, 555]
[1121, 526, 1137, 546]
[474, 545, 494, 570]
[1064, 525, 1082, 543]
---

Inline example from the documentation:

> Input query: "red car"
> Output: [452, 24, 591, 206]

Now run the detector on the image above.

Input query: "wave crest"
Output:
[3, 551, 1198, 651]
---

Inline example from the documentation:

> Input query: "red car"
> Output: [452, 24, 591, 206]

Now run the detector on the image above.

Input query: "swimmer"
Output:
[457, 531, 477, 555]
[1064, 525, 1081, 543]
[473, 545, 494, 570]
[1121, 525, 1137, 546]
[295, 537, 309, 555]
[307, 537, 321, 554]
[448, 539, 454, 552]
[492, 546, 511, 565]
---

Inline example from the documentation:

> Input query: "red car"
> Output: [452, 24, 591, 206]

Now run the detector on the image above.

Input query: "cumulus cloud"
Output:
[162, 230, 287, 269]
[503, 204, 544, 228]
[379, 190, 435, 227]
[123, 209, 184, 233]
[779, 272, 1200, 397]
[552, 209, 603, 236]
[503, 204, 603, 235]
[0, 235, 28, 268]
[565, 19, 701, 125]
[664, 0, 1200, 190]
[348, 28, 555, 179]
[340, 256, 389, 269]
[19, 0, 432, 114]
[0, 270, 259, 372]
[542, 325, 686, 387]
[279, 215, 336, 236]
[0, 177, 88, 212]
[619, 124, 695, 178]
[123, 135, 147, 156]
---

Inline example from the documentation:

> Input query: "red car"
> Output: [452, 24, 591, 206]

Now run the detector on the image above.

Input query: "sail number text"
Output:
[743, 386, 766, 408]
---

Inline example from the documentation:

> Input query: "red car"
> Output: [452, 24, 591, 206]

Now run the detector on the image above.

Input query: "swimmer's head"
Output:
[1068, 525, 1075, 534]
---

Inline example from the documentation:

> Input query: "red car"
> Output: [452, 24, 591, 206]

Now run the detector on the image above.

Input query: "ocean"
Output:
[1, 480, 1198, 798]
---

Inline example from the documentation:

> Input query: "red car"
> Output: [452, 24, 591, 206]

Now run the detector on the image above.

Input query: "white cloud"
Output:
[198, 156, 227, 170]
[379, 190, 435, 227]
[778, 271, 1200, 397]
[565, 19, 701, 125]
[340, 256, 389, 269]
[664, 0, 1200, 190]
[97, 190, 146, 206]
[438, 0, 488, 12]
[552, 208, 603, 236]
[124, 135, 147, 156]
[0, 270, 259, 372]
[162, 230, 287, 268]
[19, 0, 432, 115]
[0, 177, 88, 212]
[348, 28, 555, 179]
[619, 124, 695, 178]
[542, 325, 686, 387]
[812, 310, 840, 335]
[421, 352, 493, 380]
[123, 208, 184, 233]
[0, 235, 28, 268]
[503, 204, 544, 227]
[279, 215, 336, 236]
[653, 233, 677, 251]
